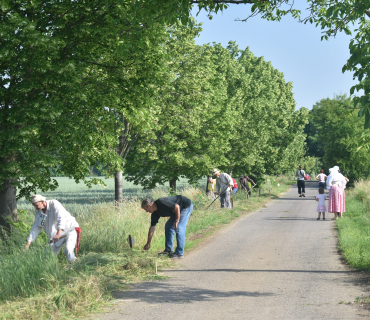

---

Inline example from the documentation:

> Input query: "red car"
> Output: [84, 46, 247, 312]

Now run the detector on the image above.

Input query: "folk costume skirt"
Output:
[328, 185, 345, 213]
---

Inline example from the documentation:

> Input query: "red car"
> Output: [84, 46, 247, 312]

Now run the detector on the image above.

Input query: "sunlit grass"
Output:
[337, 180, 370, 270]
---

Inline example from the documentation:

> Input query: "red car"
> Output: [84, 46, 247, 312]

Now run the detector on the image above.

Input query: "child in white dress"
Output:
[316, 187, 327, 220]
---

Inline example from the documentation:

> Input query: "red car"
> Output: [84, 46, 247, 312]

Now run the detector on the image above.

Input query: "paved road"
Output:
[95, 182, 370, 320]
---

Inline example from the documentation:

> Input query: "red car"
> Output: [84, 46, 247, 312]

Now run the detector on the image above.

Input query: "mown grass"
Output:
[0, 175, 293, 320]
[337, 180, 370, 270]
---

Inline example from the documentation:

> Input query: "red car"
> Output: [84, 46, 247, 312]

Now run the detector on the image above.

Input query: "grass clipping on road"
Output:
[0, 177, 291, 320]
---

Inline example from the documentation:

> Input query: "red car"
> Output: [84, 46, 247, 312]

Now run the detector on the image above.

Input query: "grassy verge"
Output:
[0, 175, 292, 320]
[337, 180, 370, 270]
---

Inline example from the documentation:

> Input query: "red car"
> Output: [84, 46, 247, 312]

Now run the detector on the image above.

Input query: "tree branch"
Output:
[190, 0, 264, 3]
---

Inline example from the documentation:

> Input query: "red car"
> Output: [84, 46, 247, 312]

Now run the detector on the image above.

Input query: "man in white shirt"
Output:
[212, 169, 234, 209]
[26, 194, 80, 262]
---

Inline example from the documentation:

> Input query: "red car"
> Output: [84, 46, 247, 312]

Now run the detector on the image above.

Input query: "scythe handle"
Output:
[207, 186, 231, 209]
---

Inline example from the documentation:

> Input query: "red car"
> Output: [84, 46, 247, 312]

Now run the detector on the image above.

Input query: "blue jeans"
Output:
[319, 182, 325, 189]
[165, 203, 193, 256]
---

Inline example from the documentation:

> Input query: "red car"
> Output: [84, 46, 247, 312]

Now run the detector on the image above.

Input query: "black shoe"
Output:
[169, 253, 184, 259]
[317, 218, 320, 220]
[299, 194, 302, 197]
[158, 250, 173, 256]
[302, 193, 305, 197]
[323, 218, 325, 220]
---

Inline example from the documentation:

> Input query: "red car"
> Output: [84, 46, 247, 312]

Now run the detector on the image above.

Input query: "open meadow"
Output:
[16, 176, 203, 216]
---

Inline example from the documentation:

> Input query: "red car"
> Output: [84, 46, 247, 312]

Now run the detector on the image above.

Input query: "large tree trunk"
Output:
[169, 177, 177, 193]
[114, 115, 139, 206]
[0, 179, 17, 230]
[114, 171, 123, 204]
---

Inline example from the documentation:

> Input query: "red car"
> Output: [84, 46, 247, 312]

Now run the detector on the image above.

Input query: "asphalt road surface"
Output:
[94, 182, 370, 320]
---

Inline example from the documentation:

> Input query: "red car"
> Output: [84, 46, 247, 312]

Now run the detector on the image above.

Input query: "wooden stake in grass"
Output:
[127, 235, 135, 248]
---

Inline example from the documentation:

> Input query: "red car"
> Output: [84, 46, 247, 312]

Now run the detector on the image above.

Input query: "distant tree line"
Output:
[304, 95, 370, 184]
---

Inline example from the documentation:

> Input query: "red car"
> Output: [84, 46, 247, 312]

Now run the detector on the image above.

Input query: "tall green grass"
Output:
[0, 246, 62, 299]
[337, 180, 370, 270]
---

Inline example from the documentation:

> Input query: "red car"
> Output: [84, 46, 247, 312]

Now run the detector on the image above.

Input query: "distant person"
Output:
[295, 165, 306, 197]
[141, 195, 193, 259]
[316, 169, 327, 190]
[239, 174, 256, 195]
[327, 166, 348, 219]
[232, 177, 238, 194]
[213, 177, 217, 199]
[206, 176, 215, 197]
[315, 187, 327, 220]
[26, 195, 81, 262]
[212, 169, 233, 209]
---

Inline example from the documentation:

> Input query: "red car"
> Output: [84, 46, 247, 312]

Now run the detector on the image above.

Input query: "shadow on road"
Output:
[277, 197, 316, 201]
[263, 217, 331, 221]
[167, 268, 362, 274]
[112, 281, 275, 302]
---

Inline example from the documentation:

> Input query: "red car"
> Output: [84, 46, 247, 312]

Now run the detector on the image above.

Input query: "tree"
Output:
[189, 0, 370, 128]
[213, 42, 303, 178]
[125, 38, 305, 188]
[124, 26, 234, 191]
[276, 107, 311, 174]
[308, 94, 370, 182]
[0, 0, 192, 226]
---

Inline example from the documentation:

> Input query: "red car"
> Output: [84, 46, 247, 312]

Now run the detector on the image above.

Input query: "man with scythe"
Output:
[212, 169, 234, 209]
[25, 194, 81, 262]
[239, 174, 256, 195]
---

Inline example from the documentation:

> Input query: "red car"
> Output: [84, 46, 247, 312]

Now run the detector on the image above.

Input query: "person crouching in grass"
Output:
[141, 195, 193, 259]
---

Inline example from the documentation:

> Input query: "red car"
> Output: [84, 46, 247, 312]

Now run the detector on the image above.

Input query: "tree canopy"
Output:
[306, 94, 370, 182]
[0, 0, 187, 222]
[3, 0, 362, 225]
[190, 0, 370, 129]
[124, 38, 306, 189]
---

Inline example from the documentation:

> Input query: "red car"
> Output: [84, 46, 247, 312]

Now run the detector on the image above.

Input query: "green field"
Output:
[17, 176, 207, 217]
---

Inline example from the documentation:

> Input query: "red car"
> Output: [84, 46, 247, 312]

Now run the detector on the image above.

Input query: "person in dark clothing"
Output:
[296, 165, 306, 197]
[239, 175, 256, 195]
[141, 195, 193, 259]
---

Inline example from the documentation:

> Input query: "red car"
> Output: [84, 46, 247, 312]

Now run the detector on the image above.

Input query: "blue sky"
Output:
[191, 4, 357, 110]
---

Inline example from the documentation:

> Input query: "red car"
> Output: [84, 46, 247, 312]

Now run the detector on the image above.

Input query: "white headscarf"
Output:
[326, 168, 333, 189]
[327, 166, 346, 189]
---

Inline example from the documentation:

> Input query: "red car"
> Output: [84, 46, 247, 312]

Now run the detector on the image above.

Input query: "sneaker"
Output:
[302, 193, 305, 197]
[317, 218, 320, 220]
[299, 194, 302, 197]
[323, 218, 325, 220]
[169, 253, 184, 259]
[158, 250, 173, 256]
